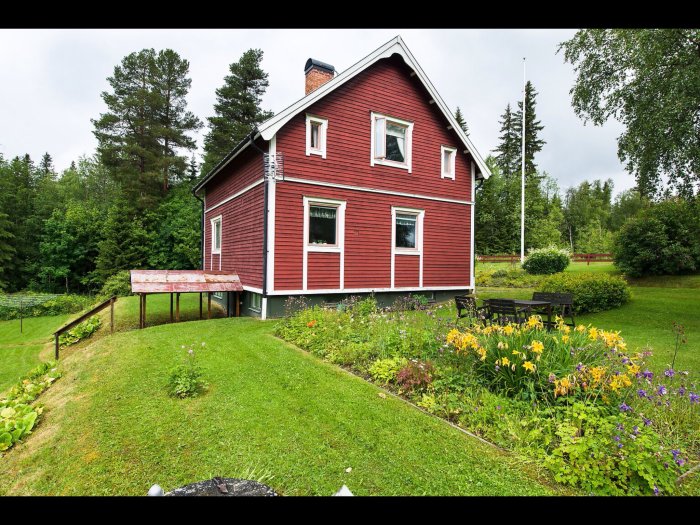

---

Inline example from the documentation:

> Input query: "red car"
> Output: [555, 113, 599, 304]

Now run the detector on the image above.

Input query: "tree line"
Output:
[1, 29, 698, 292]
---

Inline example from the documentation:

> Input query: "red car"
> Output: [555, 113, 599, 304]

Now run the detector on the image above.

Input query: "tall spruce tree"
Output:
[493, 103, 520, 178]
[454, 106, 469, 135]
[201, 49, 273, 176]
[92, 48, 201, 209]
[0, 211, 15, 291]
[513, 81, 546, 179]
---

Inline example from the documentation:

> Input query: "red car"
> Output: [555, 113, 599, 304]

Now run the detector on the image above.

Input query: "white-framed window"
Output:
[392, 207, 424, 255]
[441, 145, 457, 180]
[249, 292, 262, 312]
[211, 215, 222, 254]
[370, 112, 413, 173]
[302, 196, 346, 290]
[306, 114, 328, 158]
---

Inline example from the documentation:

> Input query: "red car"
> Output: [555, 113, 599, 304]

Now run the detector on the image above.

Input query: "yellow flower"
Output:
[512, 350, 520, 356]
[522, 361, 536, 373]
[576, 324, 587, 333]
[588, 327, 599, 340]
[531, 340, 544, 354]
[562, 334, 570, 344]
[561, 324, 571, 334]
[476, 346, 487, 361]
[627, 364, 640, 376]
[589, 366, 606, 384]
[526, 316, 543, 330]
[501, 356, 510, 366]
[503, 325, 514, 336]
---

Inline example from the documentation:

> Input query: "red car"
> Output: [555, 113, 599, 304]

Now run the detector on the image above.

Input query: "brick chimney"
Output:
[305, 58, 335, 95]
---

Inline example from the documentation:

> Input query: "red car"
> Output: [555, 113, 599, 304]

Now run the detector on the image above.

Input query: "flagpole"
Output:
[520, 57, 526, 264]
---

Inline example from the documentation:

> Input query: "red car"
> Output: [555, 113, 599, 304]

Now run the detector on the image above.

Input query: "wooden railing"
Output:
[477, 253, 613, 265]
[52, 296, 116, 360]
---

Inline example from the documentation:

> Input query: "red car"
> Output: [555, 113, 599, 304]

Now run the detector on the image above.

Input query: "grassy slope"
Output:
[0, 314, 71, 392]
[0, 316, 559, 496]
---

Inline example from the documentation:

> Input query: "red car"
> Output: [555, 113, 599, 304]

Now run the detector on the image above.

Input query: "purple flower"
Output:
[616, 423, 624, 431]
[676, 458, 686, 467]
[654, 485, 659, 496]
[494, 365, 500, 371]
[637, 389, 647, 398]
[657, 385, 667, 396]
[632, 426, 639, 435]
[642, 370, 654, 380]
[671, 449, 680, 458]
[643, 417, 653, 426]
[664, 462, 669, 469]
[678, 386, 686, 396]
[614, 435, 621, 442]
[621, 357, 629, 365]
[689, 392, 699, 404]
[576, 363, 583, 372]
[617, 443, 623, 448]
[664, 368, 675, 378]
[619, 402, 632, 412]
[496, 405, 501, 411]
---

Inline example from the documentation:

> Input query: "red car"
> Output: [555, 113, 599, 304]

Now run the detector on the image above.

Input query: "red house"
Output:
[193, 36, 491, 319]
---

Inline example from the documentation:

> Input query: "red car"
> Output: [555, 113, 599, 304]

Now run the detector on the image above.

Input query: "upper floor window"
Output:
[371, 112, 413, 172]
[441, 145, 457, 180]
[211, 216, 222, 254]
[306, 114, 328, 158]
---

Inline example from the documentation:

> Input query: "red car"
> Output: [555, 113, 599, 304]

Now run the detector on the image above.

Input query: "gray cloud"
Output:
[0, 29, 634, 196]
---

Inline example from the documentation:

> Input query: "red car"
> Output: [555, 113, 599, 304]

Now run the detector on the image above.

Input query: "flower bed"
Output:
[276, 297, 699, 495]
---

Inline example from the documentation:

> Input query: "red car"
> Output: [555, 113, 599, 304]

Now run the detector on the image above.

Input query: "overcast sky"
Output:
[0, 28, 633, 196]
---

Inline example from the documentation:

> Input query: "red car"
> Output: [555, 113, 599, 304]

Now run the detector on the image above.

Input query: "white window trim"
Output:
[306, 114, 328, 159]
[210, 215, 222, 255]
[441, 145, 457, 180]
[391, 206, 424, 289]
[370, 111, 413, 173]
[303, 196, 346, 291]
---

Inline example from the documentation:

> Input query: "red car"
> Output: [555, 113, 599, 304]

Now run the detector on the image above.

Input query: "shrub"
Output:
[97, 270, 133, 300]
[612, 199, 700, 278]
[540, 272, 631, 314]
[476, 267, 543, 288]
[349, 296, 378, 316]
[368, 357, 407, 384]
[167, 343, 207, 399]
[391, 294, 430, 311]
[396, 360, 434, 393]
[0, 294, 93, 321]
[522, 246, 571, 275]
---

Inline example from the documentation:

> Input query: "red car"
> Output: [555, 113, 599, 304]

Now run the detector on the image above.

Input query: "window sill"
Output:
[307, 149, 325, 157]
[307, 244, 342, 253]
[373, 158, 410, 171]
[395, 249, 421, 256]
[211, 250, 221, 255]
[441, 173, 455, 180]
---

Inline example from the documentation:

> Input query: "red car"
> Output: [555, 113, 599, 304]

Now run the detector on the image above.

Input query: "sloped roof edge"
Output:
[257, 35, 491, 179]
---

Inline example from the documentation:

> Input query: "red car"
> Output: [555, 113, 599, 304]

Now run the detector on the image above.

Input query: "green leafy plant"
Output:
[368, 357, 407, 385]
[58, 315, 101, 347]
[522, 246, 571, 275]
[396, 360, 434, 393]
[540, 272, 631, 314]
[167, 342, 208, 399]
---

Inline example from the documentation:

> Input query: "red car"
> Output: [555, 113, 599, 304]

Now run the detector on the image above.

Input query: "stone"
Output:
[165, 478, 277, 497]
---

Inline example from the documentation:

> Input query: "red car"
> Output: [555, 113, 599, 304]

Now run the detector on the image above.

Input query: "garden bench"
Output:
[454, 294, 491, 323]
[531, 292, 575, 327]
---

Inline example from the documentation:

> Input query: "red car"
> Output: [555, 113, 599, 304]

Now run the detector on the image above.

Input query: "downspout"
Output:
[192, 187, 205, 270]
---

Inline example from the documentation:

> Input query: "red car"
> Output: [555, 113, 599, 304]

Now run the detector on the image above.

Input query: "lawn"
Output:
[0, 314, 71, 392]
[0, 316, 561, 496]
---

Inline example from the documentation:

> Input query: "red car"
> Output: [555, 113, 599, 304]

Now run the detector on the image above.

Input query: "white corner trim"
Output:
[441, 145, 457, 180]
[305, 114, 328, 159]
[266, 135, 277, 293]
[470, 161, 476, 290]
[255, 35, 490, 178]
[210, 215, 222, 255]
[261, 296, 268, 320]
[391, 206, 424, 289]
[303, 196, 346, 291]
[370, 111, 414, 173]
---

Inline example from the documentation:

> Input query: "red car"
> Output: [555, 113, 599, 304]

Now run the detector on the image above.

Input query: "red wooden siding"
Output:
[274, 181, 471, 291]
[204, 184, 264, 289]
[275, 55, 472, 204]
[204, 139, 266, 209]
[394, 255, 419, 288]
[307, 252, 340, 289]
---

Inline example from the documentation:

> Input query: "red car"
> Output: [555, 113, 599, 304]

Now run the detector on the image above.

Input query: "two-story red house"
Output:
[193, 36, 491, 319]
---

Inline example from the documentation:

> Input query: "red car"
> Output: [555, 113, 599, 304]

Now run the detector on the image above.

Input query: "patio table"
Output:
[489, 299, 553, 328]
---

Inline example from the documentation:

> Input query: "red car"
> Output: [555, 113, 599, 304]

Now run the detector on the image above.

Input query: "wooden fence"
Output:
[477, 253, 613, 265]
[52, 296, 116, 360]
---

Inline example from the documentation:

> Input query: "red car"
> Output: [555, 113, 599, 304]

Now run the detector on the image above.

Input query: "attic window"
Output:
[441, 146, 457, 180]
[371, 112, 413, 172]
[306, 115, 328, 158]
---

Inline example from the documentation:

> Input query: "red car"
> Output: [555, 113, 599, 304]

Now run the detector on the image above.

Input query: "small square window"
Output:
[309, 205, 337, 245]
[306, 115, 327, 158]
[441, 146, 456, 180]
[372, 113, 413, 172]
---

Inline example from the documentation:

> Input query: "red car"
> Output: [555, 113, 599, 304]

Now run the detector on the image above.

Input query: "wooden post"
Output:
[199, 292, 203, 319]
[176, 293, 180, 322]
[170, 293, 174, 322]
[110, 297, 114, 334]
[139, 294, 143, 329]
[207, 292, 212, 319]
[235, 292, 240, 317]
[143, 293, 147, 328]
[54, 334, 59, 360]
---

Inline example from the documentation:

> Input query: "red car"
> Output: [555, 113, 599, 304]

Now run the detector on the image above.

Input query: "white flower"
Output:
[181, 345, 185, 349]
[201, 342, 206, 347]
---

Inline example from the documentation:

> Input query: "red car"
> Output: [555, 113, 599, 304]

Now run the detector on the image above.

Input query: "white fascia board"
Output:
[256, 35, 491, 179]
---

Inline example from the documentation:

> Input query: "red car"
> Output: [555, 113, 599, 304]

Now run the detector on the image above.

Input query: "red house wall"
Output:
[394, 255, 419, 288]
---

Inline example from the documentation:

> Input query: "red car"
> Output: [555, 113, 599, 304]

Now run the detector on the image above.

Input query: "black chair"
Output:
[454, 294, 491, 323]
[485, 299, 531, 326]
[532, 292, 575, 327]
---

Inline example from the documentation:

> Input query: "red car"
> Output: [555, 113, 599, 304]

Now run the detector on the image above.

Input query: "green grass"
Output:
[0, 314, 71, 392]
[0, 317, 560, 496]
[476, 283, 700, 374]
[476, 261, 619, 275]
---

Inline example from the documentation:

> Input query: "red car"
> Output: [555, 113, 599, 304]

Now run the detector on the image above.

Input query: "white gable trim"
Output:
[256, 35, 490, 178]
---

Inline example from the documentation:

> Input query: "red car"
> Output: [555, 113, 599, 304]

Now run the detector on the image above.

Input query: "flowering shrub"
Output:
[167, 342, 207, 399]
[522, 246, 571, 275]
[396, 360, 434, 393]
